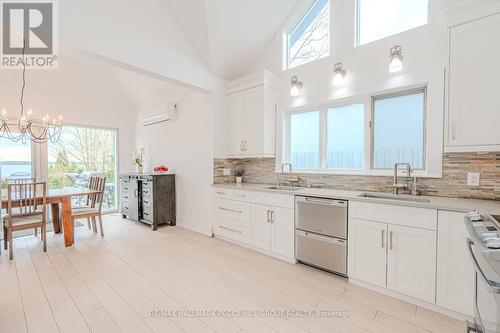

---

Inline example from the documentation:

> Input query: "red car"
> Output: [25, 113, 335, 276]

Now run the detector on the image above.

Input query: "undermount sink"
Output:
[358, 192, 431, 204]
[266, 186, 302, 191]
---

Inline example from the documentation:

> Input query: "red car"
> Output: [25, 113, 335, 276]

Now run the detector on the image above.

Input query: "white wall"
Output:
[248, 0, 448, 177]
[60, 0, 218, 91]
[136, 84, 225, 236]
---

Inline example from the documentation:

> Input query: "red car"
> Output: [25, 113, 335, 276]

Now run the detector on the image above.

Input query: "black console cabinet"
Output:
[120, 173, 176, 230]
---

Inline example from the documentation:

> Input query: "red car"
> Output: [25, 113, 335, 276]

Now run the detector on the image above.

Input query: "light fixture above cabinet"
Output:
[290, 76, 303, 97]
[389, 45, 404, 73]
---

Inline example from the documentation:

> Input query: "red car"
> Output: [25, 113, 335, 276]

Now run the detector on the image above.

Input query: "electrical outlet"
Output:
[467, 172, 481, 187]
[223, 168, 231, 176]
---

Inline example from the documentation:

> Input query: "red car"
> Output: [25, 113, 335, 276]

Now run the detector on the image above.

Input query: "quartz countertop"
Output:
[212, 183, 500, 215]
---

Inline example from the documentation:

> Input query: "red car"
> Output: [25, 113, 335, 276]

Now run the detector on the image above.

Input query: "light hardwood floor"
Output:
[0, 214, 465, 333]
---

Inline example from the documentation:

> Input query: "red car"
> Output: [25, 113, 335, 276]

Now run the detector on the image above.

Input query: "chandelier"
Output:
[0, 39, 62, 144]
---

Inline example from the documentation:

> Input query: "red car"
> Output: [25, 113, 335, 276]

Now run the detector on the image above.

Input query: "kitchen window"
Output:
[283, 87, 428, 174]
[326, 104, 365, 169]
[289, 110, 320, 169]
[285, 0, 330, 69]
[372, 89, 426, 169]
[356, 0, 430, 46]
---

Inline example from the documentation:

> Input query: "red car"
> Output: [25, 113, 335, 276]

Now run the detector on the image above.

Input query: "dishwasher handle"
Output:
[297, 196, 347, 207]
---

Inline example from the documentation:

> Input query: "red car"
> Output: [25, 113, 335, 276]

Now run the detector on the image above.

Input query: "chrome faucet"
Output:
[278, 163, 299, 187]
[393, 163, 411, 194]
[281, 163, 292, 173]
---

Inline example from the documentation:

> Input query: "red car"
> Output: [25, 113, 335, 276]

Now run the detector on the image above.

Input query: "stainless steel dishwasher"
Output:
[295, 196, 348, 277]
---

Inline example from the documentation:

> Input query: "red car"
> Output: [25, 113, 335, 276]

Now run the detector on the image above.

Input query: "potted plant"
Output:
[234, 168, 244, 184]
[133, 149, 145, 173]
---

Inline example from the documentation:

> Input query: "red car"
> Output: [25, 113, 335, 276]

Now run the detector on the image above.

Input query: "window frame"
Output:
[284, 0, 331, 70]
[370, 87, 428, 170]
[355, 0, 432, 47]
[281, 86, 429, 175]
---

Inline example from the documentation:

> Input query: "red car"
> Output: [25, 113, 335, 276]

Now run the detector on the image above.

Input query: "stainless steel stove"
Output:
[465, 213, 500, 333]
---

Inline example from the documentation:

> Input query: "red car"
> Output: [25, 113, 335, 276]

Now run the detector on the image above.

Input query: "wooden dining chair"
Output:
[6, 177, 40, 237]
[71, 177, 106, 237]
[3, 182, 47, 260]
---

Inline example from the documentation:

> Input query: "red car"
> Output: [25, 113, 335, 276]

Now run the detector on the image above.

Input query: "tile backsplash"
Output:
[214, 152, 500, 200]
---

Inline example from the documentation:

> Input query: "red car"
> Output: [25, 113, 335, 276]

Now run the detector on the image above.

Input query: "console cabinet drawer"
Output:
[214, 198, 251, 223]
[251, 192, 294, 209]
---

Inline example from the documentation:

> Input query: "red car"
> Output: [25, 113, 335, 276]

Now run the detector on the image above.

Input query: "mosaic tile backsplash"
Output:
[214, 152, 500, 200]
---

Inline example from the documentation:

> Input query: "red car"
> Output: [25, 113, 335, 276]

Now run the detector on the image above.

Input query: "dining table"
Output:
[1, 187, 100, 247]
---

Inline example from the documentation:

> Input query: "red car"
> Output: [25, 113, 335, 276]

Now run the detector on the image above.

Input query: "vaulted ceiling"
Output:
[161, 0, 301, 81]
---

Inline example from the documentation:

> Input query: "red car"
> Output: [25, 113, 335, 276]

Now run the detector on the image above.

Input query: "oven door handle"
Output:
[467, 238, 500, 294]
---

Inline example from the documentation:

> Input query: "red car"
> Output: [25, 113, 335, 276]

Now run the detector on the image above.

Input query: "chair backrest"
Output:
[8, 177, 36, 185]
[85, 176, 97, 206]
[7, 182, 47, 222]
[88, 177, 106, 211]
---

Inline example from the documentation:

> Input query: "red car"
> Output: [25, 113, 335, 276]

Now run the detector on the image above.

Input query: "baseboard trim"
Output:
[349, 278, 473, 322]
[176, 215, 213, 237]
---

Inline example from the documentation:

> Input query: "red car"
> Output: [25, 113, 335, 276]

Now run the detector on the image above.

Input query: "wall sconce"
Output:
[389, 45, 403, 73]
[290, 76, 303, 97]
[332, 63, 346, 86]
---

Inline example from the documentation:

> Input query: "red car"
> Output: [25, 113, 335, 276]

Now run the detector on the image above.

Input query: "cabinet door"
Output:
[227, 92, 245, 155]
[436, 211, 474, 316]
[447, 13, 500, 151]
[386, 225, 436, 303]
[270, 207, 294, 258]
[348, 218, 387, 288]
[243, 86, 264, 155]
[251, 204, 271, 251]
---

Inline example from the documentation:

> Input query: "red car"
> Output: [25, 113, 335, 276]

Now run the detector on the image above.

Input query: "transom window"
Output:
[284, 88, 427, 173]
[286, 0, 330, 69]
[356, 0, 430, 46]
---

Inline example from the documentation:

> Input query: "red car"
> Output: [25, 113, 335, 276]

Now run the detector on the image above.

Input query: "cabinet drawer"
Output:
[142, 208, 153, 222]
[252, 192, 294, 209]
[349, 201, 437, 230]
[214, 198, 251, 223]
[214, 219, 250, 244]
[214, 188, 251, 202]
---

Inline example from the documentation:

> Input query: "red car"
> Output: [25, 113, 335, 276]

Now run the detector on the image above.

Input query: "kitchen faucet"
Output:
[277, 163, 299, 187]
[393, 163, 411, 194]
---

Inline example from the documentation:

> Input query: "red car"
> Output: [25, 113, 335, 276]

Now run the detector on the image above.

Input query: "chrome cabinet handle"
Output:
[240, 140, 244, 151]
[219, 207, 242, 214]
[220, 226, 242, 234]
[216, 191, 226, 195]
[381, 229, 385, 248]
[270, 210, 274, 223]
[266, 210, 270, 222]
[389, 231, 394, 250]
[244, 141, 248, 151]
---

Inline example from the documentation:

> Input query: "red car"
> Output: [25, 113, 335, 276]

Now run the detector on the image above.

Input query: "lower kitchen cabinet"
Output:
[348, 218, 437, 303]
[348, 218, 387, 288]
[251, 204, 294, 259]
[436, 211, 475, 316]
[386, 224, 436, 303]
[251, 204, 272, 251]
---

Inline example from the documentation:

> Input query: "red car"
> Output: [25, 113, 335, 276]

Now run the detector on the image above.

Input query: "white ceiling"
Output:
[161, 0, 300, 80]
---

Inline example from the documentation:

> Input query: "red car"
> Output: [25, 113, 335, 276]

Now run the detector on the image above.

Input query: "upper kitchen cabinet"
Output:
[446, 11, 500, 152]
[225, 70, 278, 158]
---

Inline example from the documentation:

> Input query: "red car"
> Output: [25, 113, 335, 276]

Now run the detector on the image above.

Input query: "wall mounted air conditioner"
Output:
[141, 103, 177, 126]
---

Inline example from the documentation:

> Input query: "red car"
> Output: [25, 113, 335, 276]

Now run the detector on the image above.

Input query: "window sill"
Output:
[274, 168, 442, 179]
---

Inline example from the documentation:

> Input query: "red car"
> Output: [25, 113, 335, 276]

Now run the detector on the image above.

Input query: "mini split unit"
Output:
[141, 103, 178, 126]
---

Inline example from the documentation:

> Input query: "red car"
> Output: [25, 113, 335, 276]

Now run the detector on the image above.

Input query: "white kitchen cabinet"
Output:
[270, 207, 295, 258]
[436, 211, 475, 316]
[348, 218, 388, 288]
[386, 224, 437, 303]
[225, 70, 277, 157]
[251, 203, 294, 259]
[446, 12, 500, 152]
[251, 204, 272, 251]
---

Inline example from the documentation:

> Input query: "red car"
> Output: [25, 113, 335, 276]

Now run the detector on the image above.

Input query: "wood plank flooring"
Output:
[0, 214, 465, 333]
